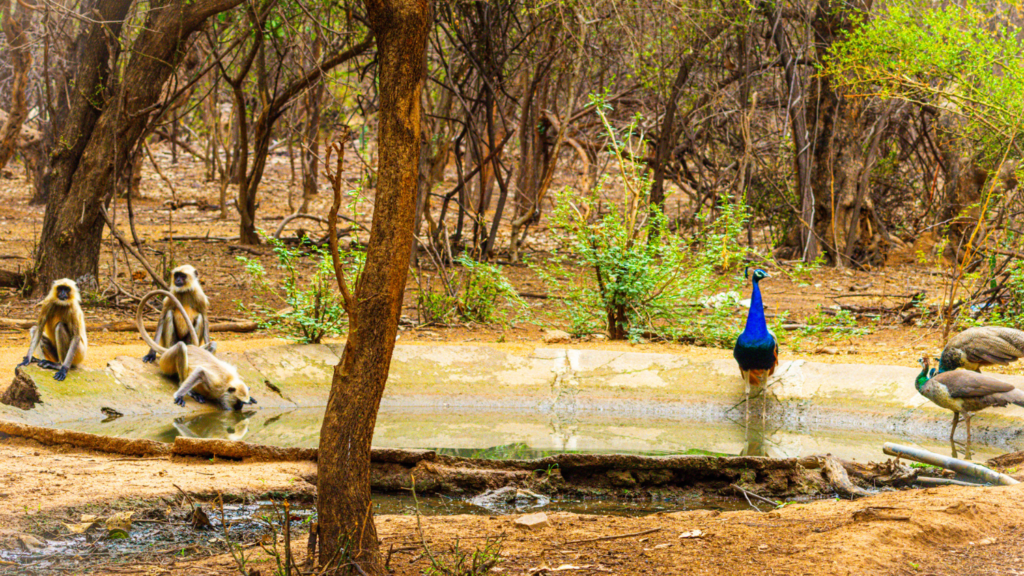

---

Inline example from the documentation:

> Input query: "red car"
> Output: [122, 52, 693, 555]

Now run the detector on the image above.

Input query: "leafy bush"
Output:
[532, 94, 748, 344]
[414, 255, 529, 327]
[236, 235, 364, 343]
[983, 264, 1024, 329]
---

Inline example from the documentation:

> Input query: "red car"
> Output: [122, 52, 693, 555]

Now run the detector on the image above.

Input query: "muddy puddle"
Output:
[55, 405, 1003, 462]
[0, 493, 756, 574]
[0, 500, 313, 575]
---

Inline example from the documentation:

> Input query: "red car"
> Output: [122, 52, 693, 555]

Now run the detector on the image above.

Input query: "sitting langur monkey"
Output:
[18, 279, 88, 381]
[137, 290, 256, 410]
[142, 265, 215, 364]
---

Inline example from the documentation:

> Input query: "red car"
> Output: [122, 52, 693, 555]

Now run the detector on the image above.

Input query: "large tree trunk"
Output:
[806, 0, 885, 268]
[32, 0, 246, 292]
[0, 0, 32, 172]
[315, 1, 430, 574]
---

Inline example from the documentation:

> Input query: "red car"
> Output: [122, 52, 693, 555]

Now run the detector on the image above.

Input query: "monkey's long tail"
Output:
[136, 290, 199, 355]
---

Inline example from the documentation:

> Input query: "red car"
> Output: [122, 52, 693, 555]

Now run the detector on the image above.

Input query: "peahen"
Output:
[938, 326, 1024, 373]
[915, 356, 1024, 459]
[733, 268, 778, 421]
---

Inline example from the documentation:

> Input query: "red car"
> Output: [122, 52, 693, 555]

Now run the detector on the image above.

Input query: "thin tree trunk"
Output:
[316, 1, 430, 574]
[298, 33, 324, 214]
[0, 0, 32, 171]
[771, 10, 817, 262]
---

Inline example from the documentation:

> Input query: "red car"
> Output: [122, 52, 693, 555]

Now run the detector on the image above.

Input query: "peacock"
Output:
[915, 356, 1024, 459]
[938, 326, 1024, 374]
[733, 268, 778, 421]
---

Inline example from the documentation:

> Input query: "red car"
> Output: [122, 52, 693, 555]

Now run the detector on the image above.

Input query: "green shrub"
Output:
[531, 94, 748, 344]
[235, 235, 364, 343]
[414, 255, 529, 327]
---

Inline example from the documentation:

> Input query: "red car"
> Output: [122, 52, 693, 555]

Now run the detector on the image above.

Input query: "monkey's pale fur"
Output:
[137, 289, 253, 410]
[19, 279, 88, 381]
[142, 265, 214, 363]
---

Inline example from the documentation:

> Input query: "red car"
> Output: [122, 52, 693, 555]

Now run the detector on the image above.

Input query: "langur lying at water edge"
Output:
[137, 290, 256, 410]
[18, 279, 88, 381]
[142, 264, 215, 363]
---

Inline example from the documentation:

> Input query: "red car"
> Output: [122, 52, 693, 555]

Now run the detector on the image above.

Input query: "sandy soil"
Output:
[1, 438, 1023, 575]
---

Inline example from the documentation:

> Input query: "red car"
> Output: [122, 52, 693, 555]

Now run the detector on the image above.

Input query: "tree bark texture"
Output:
[770, 10, 818, 262]
[0, 0, 32, 172]
[315, 1, 430, 574]
[33, 0, 246, 292]
[806, 0, 888, 268]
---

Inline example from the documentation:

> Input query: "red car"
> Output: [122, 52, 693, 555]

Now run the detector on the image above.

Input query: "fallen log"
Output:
[0, 420, 171, 457]
[171, 436, 438, 465]
[822, 455, 871, 499]
[0, 318, 258, 333]
[172, 437, 315, 461]
[0, 269, 26, 289]
[0, 318, 33, 329]
[98, 320, 257, 333]
[883, 442, 1018, 486]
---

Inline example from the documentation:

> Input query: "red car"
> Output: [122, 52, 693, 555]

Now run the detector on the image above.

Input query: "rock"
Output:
[606, 469, 637, 487]
[18, 534, 46, 552]
[543, 330, 572, 344]
[815, 346, 840, 355]
[469, 486, 550, 513]
[514, 512, 549, 530]
[635, 469, 673, 485]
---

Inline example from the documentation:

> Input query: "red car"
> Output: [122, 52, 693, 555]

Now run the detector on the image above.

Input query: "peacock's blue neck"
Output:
[741, 279, 770, 339]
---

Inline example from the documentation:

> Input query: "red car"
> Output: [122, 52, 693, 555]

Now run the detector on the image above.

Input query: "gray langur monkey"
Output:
[18, 279, 88, 381]
[137, 289, 255, 410]
[142, 265, 215, 363]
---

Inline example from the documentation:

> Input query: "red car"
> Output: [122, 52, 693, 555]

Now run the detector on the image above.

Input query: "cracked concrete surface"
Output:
[3, 343, 1024, 450]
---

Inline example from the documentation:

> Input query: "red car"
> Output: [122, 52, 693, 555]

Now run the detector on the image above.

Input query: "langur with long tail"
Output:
[137, 289, 256, 410]
[142, 265, 215, 363]
[18, 279, 88, 381]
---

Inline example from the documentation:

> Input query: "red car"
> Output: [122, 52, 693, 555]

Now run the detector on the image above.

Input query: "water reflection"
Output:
[60, 405, 1004, 462]
[149, 411, 258, 443]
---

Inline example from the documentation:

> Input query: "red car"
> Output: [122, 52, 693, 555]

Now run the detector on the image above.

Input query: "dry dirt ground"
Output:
[2, 438, 1024, 575]
[3, 149, 1024, 574]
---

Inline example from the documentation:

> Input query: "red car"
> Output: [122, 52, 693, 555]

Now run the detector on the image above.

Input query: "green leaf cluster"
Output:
[235, 234, 363, 344]
[825, 1, 1024, 162]
[532, 93, 749, 345]
[414, 256, 529, 328]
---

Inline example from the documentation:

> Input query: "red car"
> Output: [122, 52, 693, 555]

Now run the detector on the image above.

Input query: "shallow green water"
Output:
[57, 405, 1002, 462]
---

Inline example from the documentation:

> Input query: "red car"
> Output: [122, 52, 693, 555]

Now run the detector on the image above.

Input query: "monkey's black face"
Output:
[56, 286, 71, 301]
[174, 272, 188, 288]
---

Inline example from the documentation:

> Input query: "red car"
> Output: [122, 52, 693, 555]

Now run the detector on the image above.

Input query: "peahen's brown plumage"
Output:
[916, 356, 1024, 458]
[939, 326, 1024, 373]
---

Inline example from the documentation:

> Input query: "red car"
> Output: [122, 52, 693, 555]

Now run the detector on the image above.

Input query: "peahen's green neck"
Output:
[915, 366, 930, 392]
